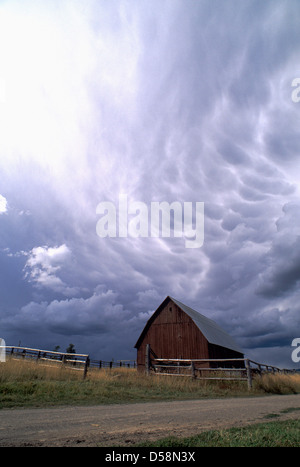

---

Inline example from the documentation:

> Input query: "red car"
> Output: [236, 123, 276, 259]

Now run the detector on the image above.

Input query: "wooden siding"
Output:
[136, 301, 209, 370]
[208, 343, 245, 368]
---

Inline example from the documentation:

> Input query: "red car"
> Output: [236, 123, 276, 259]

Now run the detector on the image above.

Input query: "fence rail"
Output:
[1, 346, 136, 379]
[89, 358, 136, 370]
[144, 345, 295, 389]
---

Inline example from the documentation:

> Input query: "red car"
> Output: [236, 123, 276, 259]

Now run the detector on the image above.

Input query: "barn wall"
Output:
[208, 343, 245, 368]
[136, 301, 209, 370]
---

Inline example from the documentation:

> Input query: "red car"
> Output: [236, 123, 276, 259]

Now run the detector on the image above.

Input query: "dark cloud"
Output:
[256, 205, 300, 299]
[0, 0, 300, 367]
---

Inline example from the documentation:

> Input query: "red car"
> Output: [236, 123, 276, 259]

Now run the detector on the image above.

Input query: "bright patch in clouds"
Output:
[0, 1, 93, 180]
[0, 195, 7, 214]
[24, 244, 77, 296]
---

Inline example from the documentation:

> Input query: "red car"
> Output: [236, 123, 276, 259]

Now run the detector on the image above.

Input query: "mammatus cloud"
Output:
[255, 203, 300, 298]
[0, 1, 300, 366]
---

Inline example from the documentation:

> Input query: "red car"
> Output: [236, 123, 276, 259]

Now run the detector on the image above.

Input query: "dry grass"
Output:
[0, 358, 85, 382]
[1, 358, 300, 409]
[253, 372, 300, 394]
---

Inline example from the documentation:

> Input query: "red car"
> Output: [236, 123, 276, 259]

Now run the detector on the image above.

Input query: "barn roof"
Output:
[170, 297, 243, 354]
[134, 296, 243, 354]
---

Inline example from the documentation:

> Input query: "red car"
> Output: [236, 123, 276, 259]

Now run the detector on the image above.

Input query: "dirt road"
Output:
[0, 394, 300, 447]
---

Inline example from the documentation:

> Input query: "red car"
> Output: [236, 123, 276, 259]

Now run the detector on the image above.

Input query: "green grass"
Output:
[136, 419, 300, 447]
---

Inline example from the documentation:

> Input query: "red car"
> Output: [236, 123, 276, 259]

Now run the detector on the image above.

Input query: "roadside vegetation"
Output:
[136, 418, 300, 447]
[0, 358, 300, 409]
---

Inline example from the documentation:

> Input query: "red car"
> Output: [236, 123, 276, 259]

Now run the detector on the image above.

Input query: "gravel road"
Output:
[0, 394, 300, 447]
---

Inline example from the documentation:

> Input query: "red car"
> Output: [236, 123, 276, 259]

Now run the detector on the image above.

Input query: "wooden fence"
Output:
[88, 358, 136, 370]
[2, 346, 136, 379]
[144, 345, 295, 390]
[2, 345, 294, 388]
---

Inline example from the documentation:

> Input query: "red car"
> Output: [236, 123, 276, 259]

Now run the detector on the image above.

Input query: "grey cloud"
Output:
[256, 202, 300, 298]
[217, 139, 251, 166]
[0, 0, 300, 367]
[256, 239, 300, 298]
[221, 212, 243, 232]
[241, 173, 295, 197]
[1, 286, 147, 359]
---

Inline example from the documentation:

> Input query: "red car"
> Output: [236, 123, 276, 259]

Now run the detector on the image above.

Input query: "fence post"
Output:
[191, 361, 196, 379]
[83, 355, 90, 380]
[257, 364, 262, 377]
[245, 359, 252, 389]
[145, 344, 151, 375]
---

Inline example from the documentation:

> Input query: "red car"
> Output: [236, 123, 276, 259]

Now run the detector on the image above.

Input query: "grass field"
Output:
[1, 358, 300, 409]
[1, 359, 300, 447]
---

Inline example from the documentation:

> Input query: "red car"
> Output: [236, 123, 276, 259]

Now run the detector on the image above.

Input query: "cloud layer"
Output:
[0, 0, 300, 367]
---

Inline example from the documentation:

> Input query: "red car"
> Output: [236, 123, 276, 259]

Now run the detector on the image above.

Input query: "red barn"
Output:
[134, 296, 244, 371]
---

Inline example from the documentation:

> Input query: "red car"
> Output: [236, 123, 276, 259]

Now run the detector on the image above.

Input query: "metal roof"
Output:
[135, 296, 243, 354]
[170, 297, 243, 354]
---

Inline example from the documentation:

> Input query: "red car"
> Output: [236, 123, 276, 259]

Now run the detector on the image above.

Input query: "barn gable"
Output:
[134, 296, 243, 368]
[170, 297, 243, 354]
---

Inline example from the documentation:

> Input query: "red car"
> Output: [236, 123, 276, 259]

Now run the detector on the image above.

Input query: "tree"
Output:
[66, 343, 76, 354]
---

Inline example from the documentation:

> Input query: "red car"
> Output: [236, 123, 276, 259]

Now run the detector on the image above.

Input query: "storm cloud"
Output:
[0, 0, 300, 367]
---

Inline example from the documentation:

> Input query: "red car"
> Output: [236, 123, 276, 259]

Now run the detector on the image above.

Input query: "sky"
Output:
[0, 0, 300, 368]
